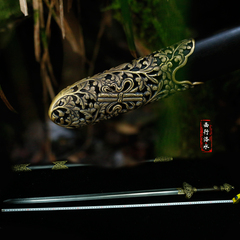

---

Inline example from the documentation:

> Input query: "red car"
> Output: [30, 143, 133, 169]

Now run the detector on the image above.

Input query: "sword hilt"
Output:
[178, 182, 234, 199]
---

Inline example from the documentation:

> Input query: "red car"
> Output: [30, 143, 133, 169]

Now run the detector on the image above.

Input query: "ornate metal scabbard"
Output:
[49, 39, 202, 129]
[48, 26, 240, 128]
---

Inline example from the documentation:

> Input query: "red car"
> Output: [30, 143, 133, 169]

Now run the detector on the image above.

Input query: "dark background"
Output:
[1, 0, 240, 238]
[0, 154, 239, 238]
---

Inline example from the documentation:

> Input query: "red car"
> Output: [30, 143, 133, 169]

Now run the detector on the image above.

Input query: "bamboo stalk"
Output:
[32, 0, 41, 62]
[19, 0, 28, 16]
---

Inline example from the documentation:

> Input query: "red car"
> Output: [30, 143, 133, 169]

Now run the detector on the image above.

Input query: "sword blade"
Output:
[4, 188, 180, 204]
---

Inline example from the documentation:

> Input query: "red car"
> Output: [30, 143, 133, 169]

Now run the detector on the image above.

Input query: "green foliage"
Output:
[110, 0, 191, 50]
[119, 0, 137, 57]
[0, 1, 23, 28]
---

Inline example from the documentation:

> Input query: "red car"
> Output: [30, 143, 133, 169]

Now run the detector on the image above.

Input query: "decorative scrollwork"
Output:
[12, 164, 31, 172]
[154, 156, 173, 162]
[52, 161, 68, 170]
[49, 39, 202, 128]
[220, 183, 234, 192]
[183, 182, 197, 199]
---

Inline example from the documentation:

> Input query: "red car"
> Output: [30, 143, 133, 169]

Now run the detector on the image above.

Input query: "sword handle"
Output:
[179, 182, 234, 199]
[213, 183, 234, 192]
[48, 39, 202, 129]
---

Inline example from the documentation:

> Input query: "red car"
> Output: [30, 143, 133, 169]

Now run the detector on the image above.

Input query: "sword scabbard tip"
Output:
[48, 39, 198, 129]
[232, 194, 240, 204]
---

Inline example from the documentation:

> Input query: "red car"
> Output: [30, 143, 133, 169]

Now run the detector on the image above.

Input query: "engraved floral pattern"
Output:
[49, 39, 202, 128]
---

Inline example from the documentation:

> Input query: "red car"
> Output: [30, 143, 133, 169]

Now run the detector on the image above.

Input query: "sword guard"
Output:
[183, 182, 197, 199]
[177, 182, 197, 199]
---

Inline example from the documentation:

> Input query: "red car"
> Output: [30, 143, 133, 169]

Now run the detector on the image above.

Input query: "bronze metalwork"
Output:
[52, 161, 68, 170]
[182, 182, 197, 199]
[12, 164, 31, 172]
[177, 182, 234, 199]
[177, 182, 197, 199]
[217, 183, 234, 192]
[12, 161, 70, 172]
[48, 39, 203, 128]
[154, 156, 173, 162]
